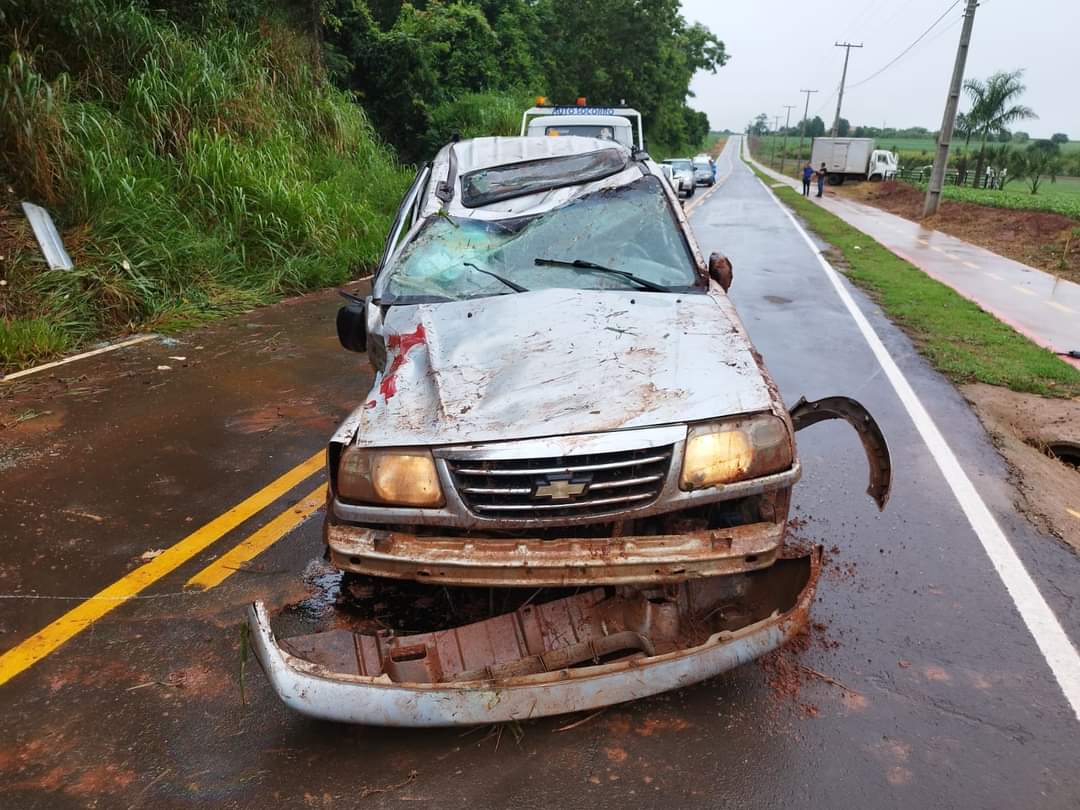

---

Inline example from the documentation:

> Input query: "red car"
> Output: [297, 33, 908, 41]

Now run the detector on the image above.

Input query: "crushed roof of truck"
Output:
[460, 147, 628, 208]
[421, 136, 648, 220]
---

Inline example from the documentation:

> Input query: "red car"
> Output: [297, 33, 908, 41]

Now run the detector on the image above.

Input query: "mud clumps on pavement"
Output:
[842, 180, 1080, 284]
[759, 630, 810, 700]
[962, 383, 1080, 551]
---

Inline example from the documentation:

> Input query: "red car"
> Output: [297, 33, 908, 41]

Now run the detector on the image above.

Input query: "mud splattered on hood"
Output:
[341, 287, 773, 448]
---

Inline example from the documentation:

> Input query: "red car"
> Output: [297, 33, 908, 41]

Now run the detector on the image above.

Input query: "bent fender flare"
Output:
[790, 396, 892, 510]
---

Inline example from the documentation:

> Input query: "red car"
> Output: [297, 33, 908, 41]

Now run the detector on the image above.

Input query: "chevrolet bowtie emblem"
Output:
[534, 480, 588, 500]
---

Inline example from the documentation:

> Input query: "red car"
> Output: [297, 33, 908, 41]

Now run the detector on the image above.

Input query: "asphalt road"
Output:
[1, 138, 1078, 808]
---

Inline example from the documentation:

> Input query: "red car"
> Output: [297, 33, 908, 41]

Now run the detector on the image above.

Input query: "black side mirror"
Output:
[708, 252, 733, 292]
[337, 303, 367, 353]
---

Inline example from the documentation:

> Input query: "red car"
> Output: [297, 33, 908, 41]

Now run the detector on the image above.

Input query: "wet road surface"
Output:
[745, 139, 1080, 367]
[1, 139, 1079, 808]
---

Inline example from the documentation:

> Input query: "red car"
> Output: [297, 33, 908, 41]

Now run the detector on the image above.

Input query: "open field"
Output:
[757, 134, 1080, 155]
[911, 180, 1080, 219]
[755, 135, 1080, 176]
[750, 138, 1080, 219]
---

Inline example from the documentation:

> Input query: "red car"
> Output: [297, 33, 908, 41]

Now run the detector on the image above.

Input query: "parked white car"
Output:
[662, 158, 696, 197]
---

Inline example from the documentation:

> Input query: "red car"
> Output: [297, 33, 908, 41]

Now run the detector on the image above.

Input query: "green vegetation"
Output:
[0, 1, 729, 371]
[324, 0, 726, 162]
[904, 183, 1080, 219]
[0, 1, 409, 371]
[962, 69, 1037, 183]
[743, 162, 1080, 398]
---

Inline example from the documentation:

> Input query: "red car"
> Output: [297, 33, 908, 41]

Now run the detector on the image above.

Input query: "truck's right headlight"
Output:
[680, 415, 792, 490]
[337, 446, 445, 507]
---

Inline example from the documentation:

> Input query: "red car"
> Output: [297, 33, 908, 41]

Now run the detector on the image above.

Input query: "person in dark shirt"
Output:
[816, 162, 827, 198]
[801, 162, 813, 196]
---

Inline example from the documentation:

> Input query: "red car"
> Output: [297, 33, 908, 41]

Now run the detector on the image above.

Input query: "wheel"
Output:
[827, 173, 845, 186]
[687, 186, 695, 197]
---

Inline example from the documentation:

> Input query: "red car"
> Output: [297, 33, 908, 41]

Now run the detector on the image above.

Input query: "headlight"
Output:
[337, 446, 445, 507]
[680, 415, 792, 490]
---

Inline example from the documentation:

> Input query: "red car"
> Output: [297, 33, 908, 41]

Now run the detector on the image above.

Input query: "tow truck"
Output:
[520, 97, 645, 151]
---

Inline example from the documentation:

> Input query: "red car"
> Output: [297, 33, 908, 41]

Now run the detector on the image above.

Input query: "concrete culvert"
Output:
[1046, 441, 1080, 469]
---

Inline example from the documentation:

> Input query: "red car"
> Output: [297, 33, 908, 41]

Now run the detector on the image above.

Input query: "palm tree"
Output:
[964, 69, 1037, 185]
[955, 111, 974, 148]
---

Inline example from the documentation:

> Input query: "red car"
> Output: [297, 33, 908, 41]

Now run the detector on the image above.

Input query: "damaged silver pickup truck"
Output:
[248, 136, 891, 726]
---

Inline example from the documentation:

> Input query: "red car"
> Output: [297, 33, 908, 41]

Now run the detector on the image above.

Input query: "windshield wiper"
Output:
[463, 261, 528, 293]
[533, 257, 672, 293]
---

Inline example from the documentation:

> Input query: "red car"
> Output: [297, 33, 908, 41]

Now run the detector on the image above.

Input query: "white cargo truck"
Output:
[521, 102, 644, 150]
[810, 137, 897, 184]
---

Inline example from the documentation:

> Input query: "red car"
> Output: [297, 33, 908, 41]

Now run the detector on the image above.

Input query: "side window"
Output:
[376, 164, 431, 279]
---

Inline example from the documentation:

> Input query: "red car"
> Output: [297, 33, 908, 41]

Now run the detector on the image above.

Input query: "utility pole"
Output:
[924, 0, 979, 217]
[831, 42, 863, 137]
[780, 105, 796, 175]
[770, 115, 782, 166]
[798, 89, 818, 160]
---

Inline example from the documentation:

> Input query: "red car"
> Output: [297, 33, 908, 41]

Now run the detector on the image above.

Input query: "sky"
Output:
[681, 0, 1080, 138]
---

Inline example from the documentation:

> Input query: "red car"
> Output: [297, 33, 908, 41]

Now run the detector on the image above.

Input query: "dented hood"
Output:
[343, 288, 773, 448]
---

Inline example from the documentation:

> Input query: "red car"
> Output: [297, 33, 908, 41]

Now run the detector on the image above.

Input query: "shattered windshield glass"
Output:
[377, 176, 700, 303]
[460, 148, 627, 208]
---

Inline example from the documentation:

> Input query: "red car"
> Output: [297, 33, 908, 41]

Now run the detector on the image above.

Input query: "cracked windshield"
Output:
[377, 175, 699, 301]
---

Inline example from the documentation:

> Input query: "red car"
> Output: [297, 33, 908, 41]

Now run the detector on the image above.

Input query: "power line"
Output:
[811, 84, 839, 118]
[841, 0, 890, 42]
[924, 13, 963, 47]
[846, 0, 962, 90]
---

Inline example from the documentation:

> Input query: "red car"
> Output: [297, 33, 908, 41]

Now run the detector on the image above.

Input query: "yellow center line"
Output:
[962, 261, 980, 270]
[1047, 301, 1075, 315]
[1068, 508, 1080, 521]
[917, 238, 929, 246]
[186, 484, 327, 591]
[1011, 284, 1036, 296]
[0, 450, 324, 687]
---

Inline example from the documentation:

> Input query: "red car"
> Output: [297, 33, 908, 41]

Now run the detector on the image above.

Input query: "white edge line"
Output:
[748, 163, 1080, 721]
[1, 334, 159, 382]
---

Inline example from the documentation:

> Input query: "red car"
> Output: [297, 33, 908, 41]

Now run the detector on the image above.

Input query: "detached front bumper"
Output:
[247, 549, 820, 727]
[326, 519, 786, 587]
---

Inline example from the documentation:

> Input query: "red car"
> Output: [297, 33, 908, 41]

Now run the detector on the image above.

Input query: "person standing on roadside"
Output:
[816, 162, 827, 198]
[801, 161, 813, 196]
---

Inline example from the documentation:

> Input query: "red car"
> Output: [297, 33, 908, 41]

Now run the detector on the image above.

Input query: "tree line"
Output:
[318, 0, 726, 162]
[746, 67, 1075, 192]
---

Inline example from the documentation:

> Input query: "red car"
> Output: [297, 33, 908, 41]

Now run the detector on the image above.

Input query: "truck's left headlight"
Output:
[680, 414, 792, 490]
[337, 446, 445, 507]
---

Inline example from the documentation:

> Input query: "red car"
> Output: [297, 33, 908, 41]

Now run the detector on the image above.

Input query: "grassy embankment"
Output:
[742, 160, 1080, 398]
[0, 3, 410, 371]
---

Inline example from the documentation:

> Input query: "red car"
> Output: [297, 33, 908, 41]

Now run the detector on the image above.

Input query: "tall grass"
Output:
[0, 2, 408, 371]
[425, 91, 528, 153]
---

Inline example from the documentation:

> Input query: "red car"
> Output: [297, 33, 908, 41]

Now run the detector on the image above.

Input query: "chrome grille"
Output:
[448, 446, 673, 520]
